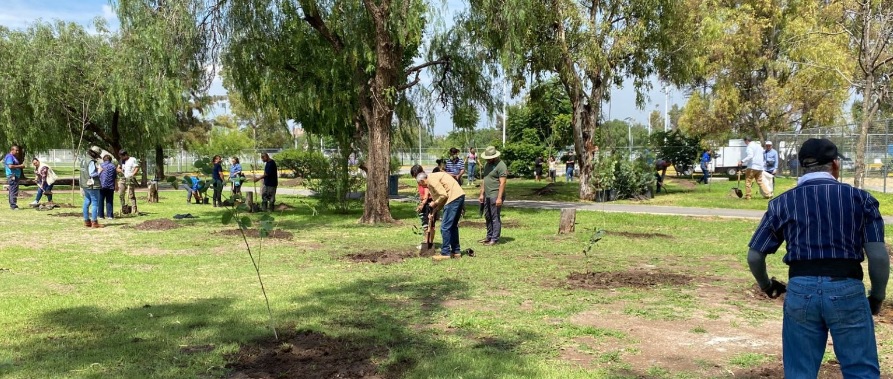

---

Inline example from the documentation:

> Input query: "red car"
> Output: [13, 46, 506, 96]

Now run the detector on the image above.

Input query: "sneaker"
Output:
[432, 254, 451, 261]
[29, 201, 39, 207]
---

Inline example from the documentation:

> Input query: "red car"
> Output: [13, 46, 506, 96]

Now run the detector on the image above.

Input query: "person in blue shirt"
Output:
[747, 138, 888, 377]
[229, 157, 243, 195]
[183, 175, 204, 204]
[763, 141, 778, 187]
[697, 148, 712, 184]
[4, 145, 25, 210]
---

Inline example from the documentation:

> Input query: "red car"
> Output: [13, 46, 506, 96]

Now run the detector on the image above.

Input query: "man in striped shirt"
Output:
[444, 147, 465, 185]
[747, 138, 888, 377]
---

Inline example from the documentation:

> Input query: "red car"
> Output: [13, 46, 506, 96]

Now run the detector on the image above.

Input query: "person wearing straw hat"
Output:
[478, 146, 507, 246]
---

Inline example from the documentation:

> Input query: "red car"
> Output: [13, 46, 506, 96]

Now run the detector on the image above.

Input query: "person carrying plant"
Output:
[479, 146, 507, 246]
[747, 138, 888, 377]
[416, 168, 465, 260]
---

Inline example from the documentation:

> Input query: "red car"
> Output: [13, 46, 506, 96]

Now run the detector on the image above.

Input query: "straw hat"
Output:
[480, 146, 501, 160]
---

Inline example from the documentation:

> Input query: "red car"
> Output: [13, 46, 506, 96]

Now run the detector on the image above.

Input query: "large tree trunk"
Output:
[570, 97, 598, 201]
[155, 145, 165, 180]
[359, 0, 398, 224]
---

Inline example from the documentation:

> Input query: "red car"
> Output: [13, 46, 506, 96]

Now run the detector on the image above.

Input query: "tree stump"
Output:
[245, 191, 256, 212]
[147, 182, 159, 203]
[558, 208, 576, 234]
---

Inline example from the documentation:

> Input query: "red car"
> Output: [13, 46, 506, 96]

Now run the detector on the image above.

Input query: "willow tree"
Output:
[117, 0, 495, 223]
[677, 0, 850, 142]
[0, 18, 204, 174]
[466, 0, 698, 200]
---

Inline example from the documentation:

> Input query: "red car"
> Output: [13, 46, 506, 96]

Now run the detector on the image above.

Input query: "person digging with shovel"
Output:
[415, 167, 466, 261]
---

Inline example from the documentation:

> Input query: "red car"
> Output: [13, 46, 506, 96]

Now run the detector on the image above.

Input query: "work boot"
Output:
[84, 220, 92, 228]
[91, 221, 103, 228]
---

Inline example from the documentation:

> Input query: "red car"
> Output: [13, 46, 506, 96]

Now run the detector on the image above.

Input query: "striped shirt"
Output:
[749, 174, 884, 263]
[445, 157, 464, 176]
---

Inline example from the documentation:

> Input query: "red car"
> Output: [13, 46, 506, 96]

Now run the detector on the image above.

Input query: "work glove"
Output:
[868, 296, 883, 315]
[762, 277, 787, 299]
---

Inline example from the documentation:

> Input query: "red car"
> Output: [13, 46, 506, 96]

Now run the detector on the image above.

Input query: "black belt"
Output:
[788, 259, 863, 280]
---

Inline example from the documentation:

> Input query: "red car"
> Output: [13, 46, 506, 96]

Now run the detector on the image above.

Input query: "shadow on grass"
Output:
[4, 277, 546, 378]
[3, 298, 248, 378]
[282, 276, 547, 378]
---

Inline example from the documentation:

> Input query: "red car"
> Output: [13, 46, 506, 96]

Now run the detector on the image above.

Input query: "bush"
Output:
[611, 155, 655, 199]
[305, 157, 365, 213]
[276, 149, 328, 179]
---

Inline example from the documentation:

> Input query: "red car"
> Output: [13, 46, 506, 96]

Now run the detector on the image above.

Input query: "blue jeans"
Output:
[783, 277, 879, 378]
[35, 183, 54, 202]
[99, 188, 115, 218]
[566, 168, 573, 182]
[467, 163, 476, 183]
[440, 195, 465, 255]
[82, 188, 100, 222]
[700, 163, 709, 183]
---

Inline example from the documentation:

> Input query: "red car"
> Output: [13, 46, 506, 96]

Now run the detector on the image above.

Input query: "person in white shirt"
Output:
[116, 149, 140, 214]
[738, 136, 771, 199]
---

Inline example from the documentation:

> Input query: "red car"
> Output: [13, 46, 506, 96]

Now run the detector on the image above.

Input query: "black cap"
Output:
[449, 147, 459, 154]
[798, 138, 841, 168]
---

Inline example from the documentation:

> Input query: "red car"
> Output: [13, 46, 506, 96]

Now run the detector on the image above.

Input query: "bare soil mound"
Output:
[217, 229, 294, 240]
[133, 219, 181, 231]
[225, 329, 403, 379]
[345, 250, 417, 265]
[567, 270, 692, 289]
[611, 231, 672, 239]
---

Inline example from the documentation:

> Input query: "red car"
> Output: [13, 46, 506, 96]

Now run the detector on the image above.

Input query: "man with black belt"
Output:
[747, 138, 888, 377]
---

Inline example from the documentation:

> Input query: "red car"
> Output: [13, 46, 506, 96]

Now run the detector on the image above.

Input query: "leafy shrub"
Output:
[305, 157, 365, 213]
[611, 156, 656, 199]
[276, 148, 328, 179]
[501, 129, 548, 178]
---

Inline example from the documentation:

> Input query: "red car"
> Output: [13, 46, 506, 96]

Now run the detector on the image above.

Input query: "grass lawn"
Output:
[2, 190, 893, 378]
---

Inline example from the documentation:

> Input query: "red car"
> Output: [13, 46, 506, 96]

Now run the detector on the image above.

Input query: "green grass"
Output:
[1, 190, 892, 378]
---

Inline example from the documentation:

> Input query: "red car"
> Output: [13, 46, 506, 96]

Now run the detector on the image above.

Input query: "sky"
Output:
[0, 0, 687, 136]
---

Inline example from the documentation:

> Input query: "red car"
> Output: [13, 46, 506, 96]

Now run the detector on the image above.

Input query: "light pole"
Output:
[663, 84, 670, 132]
[624, 117, 634, 161]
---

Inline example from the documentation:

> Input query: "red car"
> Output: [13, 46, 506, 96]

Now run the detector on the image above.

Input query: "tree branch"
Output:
[299, 0, 345, 52]
[397, 58, 451, 91]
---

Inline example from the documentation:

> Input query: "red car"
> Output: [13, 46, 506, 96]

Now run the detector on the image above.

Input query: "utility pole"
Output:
[663, 84, 670, 132]
[417, 116, 423, 164]
[502, 80, 507, 147]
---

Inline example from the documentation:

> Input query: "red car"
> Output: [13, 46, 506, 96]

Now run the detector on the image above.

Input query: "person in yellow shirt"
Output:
[416, 169, 466, 260]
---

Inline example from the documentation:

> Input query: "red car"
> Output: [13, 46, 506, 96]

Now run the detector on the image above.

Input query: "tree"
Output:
[0, 18, 203, 178]
[117, 0, 497, 223]
[678, 1, 850, 141]
[832, 0, 893, 188]
[466, 0, 699, 200]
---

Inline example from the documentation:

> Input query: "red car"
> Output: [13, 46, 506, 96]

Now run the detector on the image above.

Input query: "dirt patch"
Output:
[530, 183, 557, 196]
[566, 270, 692, 289]
[50, 212, 85, 217]
[132, 219, 181, 231]
[667, 177, 696, 190]
[345, 250, 417, 265]
[610, 231, 672, 239]
[225, 329, 402, 379]
[735, 361, 893, 378]
[217, 229, 294, 240]
[459, 219, 521, 228]
[274, 203, 295, 211]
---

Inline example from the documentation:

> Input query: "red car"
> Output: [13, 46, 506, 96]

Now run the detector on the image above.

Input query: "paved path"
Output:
[270, 187, 893, 224]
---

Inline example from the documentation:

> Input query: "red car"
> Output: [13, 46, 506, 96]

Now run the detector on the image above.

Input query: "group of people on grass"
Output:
[414, 145, 507, 260]
[3, 144, 281, 227]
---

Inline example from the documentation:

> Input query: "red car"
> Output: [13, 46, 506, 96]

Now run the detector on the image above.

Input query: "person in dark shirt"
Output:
[564, 154, 575, 182]
[253, 153, 278, 211]
[534, 155, 544, 182]
[747, 138, 888, 377]
[211, 155, 225, 207]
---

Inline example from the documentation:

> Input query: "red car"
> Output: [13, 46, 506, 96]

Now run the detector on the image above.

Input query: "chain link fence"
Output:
[768, 119, 893, 192]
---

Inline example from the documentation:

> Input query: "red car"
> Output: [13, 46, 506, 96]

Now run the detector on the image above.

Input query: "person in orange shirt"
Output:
[416, 168, 466, 260]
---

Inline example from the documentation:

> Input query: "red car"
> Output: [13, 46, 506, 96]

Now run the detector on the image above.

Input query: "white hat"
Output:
[765, 141, 773, 145]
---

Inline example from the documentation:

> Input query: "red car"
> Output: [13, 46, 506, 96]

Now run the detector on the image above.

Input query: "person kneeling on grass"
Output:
[183, 175, 204, 204]
[416, 169, 465, 260]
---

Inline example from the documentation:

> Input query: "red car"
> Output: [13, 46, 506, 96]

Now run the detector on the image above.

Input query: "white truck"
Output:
[694, 139, 748, 176]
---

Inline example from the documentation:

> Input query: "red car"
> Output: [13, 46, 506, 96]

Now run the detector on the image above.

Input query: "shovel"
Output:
[732, 168, 744, 198]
